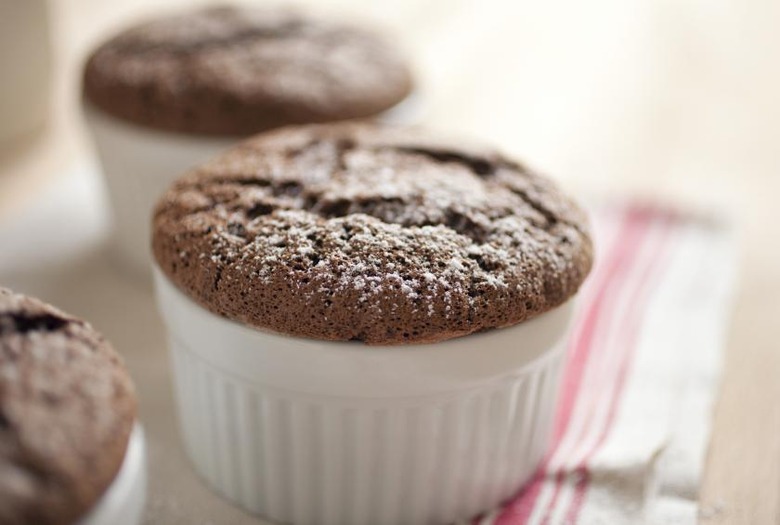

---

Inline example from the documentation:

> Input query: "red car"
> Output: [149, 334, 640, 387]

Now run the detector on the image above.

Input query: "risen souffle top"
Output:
[83, 5, 413, 136]
[0, 288, 136, 525]
[153, 123, 594, 345]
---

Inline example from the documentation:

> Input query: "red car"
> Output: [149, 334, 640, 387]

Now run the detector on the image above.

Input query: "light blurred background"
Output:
[7, 1, 780, 207]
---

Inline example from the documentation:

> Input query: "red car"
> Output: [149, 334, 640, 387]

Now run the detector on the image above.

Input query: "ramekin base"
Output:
[155, 268, 571, 525]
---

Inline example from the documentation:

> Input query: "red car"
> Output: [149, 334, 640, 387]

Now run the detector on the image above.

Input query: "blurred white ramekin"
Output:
[84, 92, 423, 278]
[83, 104, 234, 277]
[78, 424, 147, 525]
[153, 266, 571, 525]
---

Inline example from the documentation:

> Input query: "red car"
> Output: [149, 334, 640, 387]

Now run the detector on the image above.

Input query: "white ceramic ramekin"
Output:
[84, 93, 423, 278]
[153, 267, 572, 525]
[84, 104, 234, 277]
[78, 424, 147, 525]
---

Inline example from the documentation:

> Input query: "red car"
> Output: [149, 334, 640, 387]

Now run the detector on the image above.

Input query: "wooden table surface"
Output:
[1, 1, 779, 523]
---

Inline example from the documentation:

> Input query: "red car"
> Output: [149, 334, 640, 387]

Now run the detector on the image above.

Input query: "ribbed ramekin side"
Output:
[170, 338, 564, 525]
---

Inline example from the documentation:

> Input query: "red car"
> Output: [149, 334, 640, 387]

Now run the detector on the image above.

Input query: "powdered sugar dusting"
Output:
[154, 124, 593, 344]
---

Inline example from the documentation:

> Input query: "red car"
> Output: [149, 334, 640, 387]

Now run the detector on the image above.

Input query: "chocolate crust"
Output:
[0, 289, 137, 525]
[153, 123, 594, 345]
[82, 5, 413, 136]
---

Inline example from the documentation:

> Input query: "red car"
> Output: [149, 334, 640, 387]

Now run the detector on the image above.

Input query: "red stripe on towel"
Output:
[563, 208, 674, 524]
[494, 204, 655, 524]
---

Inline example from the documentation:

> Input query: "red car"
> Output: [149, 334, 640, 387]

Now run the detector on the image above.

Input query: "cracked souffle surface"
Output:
[0, 289, 137, 525]
[153, 123, 593, 345]
[83, 5, 413, 136]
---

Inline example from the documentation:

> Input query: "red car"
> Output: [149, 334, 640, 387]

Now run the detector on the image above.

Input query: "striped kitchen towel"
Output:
[474, 202, 736, 525]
